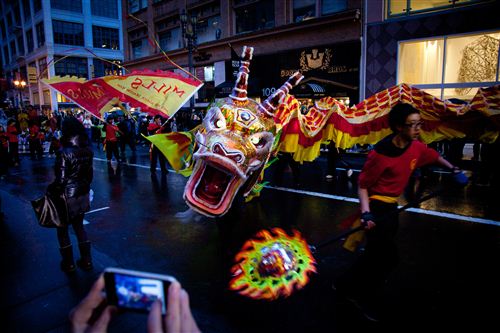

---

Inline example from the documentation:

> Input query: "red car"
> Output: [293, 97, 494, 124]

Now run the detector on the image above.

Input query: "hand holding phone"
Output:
[147, 282, 201, 333]
[104, 267, 176, 315]
[69, 275, 117, 333]
[70, 270, 200, 333]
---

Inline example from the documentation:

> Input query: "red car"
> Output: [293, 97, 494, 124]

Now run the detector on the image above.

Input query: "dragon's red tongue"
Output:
[196, 165, 231, 205]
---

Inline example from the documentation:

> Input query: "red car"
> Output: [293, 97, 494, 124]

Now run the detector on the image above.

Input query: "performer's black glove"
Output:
[361, 211, 375, 224]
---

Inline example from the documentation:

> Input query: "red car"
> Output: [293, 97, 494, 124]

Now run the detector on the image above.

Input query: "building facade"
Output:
[0, 0, 124, 113]
[362, 0, 500, 101]
[122, 0, 363, 108]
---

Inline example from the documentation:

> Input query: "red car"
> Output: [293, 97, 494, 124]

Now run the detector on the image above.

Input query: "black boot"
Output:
[77, 241, 93, 271]
[59, 245, 76, 273]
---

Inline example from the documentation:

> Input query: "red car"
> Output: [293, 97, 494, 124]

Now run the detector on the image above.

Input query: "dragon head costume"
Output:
[184, 46, 303, 217]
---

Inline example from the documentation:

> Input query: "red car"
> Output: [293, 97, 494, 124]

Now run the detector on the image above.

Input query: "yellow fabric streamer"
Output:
[145, 132, 195, 177]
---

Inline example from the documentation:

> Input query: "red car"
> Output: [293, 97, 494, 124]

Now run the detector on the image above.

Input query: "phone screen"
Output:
[106, 272, 170, 314]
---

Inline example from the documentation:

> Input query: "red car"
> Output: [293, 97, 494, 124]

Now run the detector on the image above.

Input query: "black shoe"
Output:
[61, 261, 76, 273]
[77, 241, 93, 271]
[77, 258, 93, 271]
[59, 245, 76, 273]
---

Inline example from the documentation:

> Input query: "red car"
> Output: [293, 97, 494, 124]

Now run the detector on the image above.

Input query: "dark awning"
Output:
[292, 82, 327, 98]
[291, 77, 358, 98]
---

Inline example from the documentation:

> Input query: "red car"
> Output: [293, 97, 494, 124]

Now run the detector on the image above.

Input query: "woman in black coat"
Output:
[49, 116, 94, 273]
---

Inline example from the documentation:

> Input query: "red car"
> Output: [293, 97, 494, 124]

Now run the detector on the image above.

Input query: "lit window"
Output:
[204, 66, 214, 82]
[387, 0, 483, 17]
[92, 26, 120, 50]
[398, 39, 444, 84]
[398, 32, 500, 100]
[445, 33, 500, 84]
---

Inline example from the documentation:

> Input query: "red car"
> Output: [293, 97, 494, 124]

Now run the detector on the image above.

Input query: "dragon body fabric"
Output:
[149, 46, 500, 218]
[277, 83, 500, 163]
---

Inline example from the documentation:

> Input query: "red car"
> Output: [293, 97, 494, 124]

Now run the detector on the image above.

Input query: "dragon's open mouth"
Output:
[184, 160, 244, 217]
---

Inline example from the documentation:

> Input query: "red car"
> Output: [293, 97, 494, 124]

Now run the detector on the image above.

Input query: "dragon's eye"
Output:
[251, 136, 267, 149]
[215, 119, 225, 129]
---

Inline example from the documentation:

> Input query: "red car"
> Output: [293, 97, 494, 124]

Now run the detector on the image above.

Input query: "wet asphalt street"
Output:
[1, 144, 499, 332]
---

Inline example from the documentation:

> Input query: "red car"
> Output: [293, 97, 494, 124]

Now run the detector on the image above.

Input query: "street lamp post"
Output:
[180, 9, 198, 110]
[14, 79, 27, 110]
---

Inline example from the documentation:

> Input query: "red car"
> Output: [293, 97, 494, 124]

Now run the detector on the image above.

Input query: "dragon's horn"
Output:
[229, 46, 253, 103]
[258, 72, 304, 117]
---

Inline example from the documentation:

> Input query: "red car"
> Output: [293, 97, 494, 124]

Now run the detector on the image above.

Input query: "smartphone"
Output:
[104, 267, 176, 314]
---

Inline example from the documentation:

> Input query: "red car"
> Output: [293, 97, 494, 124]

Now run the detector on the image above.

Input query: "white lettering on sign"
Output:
[261, 87, 276, 97]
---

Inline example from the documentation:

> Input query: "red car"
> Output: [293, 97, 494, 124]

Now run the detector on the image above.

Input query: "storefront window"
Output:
[445, 32, 500, 84]
[443, 87, 479, 101]
[398, 32, 500, 100]
[398, 39, 444, 84]
[57, 92, 70, 103]
[421, 88, 442, 99]
[204, 66, 214, 82]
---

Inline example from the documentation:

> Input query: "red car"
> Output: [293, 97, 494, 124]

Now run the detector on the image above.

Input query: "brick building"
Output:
[122, 0, 363, 107]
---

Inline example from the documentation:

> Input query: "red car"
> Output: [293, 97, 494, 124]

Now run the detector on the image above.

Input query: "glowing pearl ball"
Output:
[229, 228, 317, 301]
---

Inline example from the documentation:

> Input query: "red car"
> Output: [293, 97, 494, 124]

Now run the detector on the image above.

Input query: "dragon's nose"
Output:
[212, 143, 244, 164]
